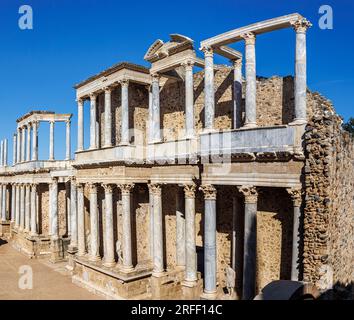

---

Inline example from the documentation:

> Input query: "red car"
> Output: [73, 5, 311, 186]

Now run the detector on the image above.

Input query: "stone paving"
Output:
[0, 239, 101, 300]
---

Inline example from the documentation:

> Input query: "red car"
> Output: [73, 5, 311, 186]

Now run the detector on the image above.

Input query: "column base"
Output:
[242, 122, 257, 129]
[88, 255, 101, 262]
[152, 270, 166, 278]
[119, 141, 130, 146]
[289, 118, 307, 126]
[102, 260, 117, 268]
[200, 290, 218, 300]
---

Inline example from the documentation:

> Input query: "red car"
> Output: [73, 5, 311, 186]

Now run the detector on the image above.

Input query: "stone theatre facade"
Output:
[0, 13, 353, 300]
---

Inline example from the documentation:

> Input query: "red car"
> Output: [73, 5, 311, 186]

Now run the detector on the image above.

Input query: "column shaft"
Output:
[184, 61, 194, 137]
[21, 127, 26, 162]
[30, 184, 37, 236]
[89, 94, 97, 149]
[77, 99, 84, 151]
[4, 139, 8, 166]
[104, 88, 112, 147]
[70, 179, 78, 249]
[148, 184, 154, 259]
[151, 184, 163, 275]
[147, 86, 153, 144]
[32, 121, 38, 161]
[233, 59, 243, 129]
[50, 178, 59, 239]
[13, 134, 17, 165]
[65, 120, 71, 160]
[11, 184, 16, 223]
[26, 125, 31, 161]
[15, 185, 20, 227]
[25, 185, 30, 231]
[49, 121, 55, 160]
[89, 184, 100, 261]
[120, 80, 130, 145]
[103, 184, 115, 267]
[203, 47, 215, 130]
[20, 185, 25, 230]
[0, 185, 5, 221]
[151, 74, 161, 142]
[16, 128, 21, 164]
[176, 187, 185, 267]
[77, 184, 86, 256]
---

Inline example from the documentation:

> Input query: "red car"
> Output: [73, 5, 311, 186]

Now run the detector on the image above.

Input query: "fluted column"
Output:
[151, 74, 162, 143]
[232, 58, 243, 129]
[16, 128, 21, 164]
[103, 87, 112, 147]
[287, 188, 302, 281]
[77, 98, 84, 151]
[150, 184, 164, 275]
[15, 184, 20, 227]
[200, 184, 217, 297]
[184, 184, 197, 283]
[20, 184, 25, 230]
[291, 19, 312, 124]
[11, 184, 16, 223]
[77, 183, 86, 256]
[88, 183, 100, 261]
[25, 184, 30, 231]
[242, 33, 257, 128]
[202, 47, 215, 130]
[30, 184, 38, 236]
[103, 184, 115, 267]
[176, 187, 185, 267]
[69, 178, 78, 250]
[89, 93, 97, 149]
[26, 124, 31, 162]
[120, 79, 130, 145]
[238, 185, 258, 300]
[118, 183, 134, 271]
[49, 121, 55, 160]
[32, 121, 38, 161]
[12, 134, 17, 165]
[65, 119, 71, 160]
[21, 126, 26, 162]
[183, 60, 195, 137]
[50, 178, 59, 239]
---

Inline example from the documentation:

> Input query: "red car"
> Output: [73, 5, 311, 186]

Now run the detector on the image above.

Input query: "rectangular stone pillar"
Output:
[77, 99, 84, 151]
[103, 87, 112, 147]
[151, 74, 162, 143]
[176, 187, 185, 267]
[184, 184, 197, 283]
[30, 184, 38, 236]
[49, 121, 55, 160]
[32, 121, 38, 161]
[89, 94, 97, 149]
[202, 47, 215, 130]
[65, 120, 71, 160]
[242, 33, 257, 128]
[200, 185, 217, 298]
[103, 184, 115, 267]
[238, 186, 258, 300]
[77, 183, 86, 256]
[88, 183, 100, 261]
[184, 61, 195, 137]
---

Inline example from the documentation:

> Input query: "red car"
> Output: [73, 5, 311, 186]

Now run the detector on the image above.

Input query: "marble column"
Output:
[200, 184, 217, 297]
[12, 134, 17, 165]
[77, 98, 84, 151]
[66, 182, 71, 236]
[232, 58, 243, 129]
[17, 128, 21, 164]
[147, 85, 153, 144]
[25, 184, 30, 231]
[151, 73, 162, 143]
[238, 185, 258, 300]
[20, 184, 25, 230]
[176, 187, 185, 267]
[11, 184, 16, 223]
[120, 80, 130, 145]
[21, 126, 26, 162]
[88, 183, 100, 261]
[202, 47, 215, 130]
[184, 184, 197, 282]
[50, 178, 59, 239]
[4, 139, 8, 166]
[183, 60, 195, 137]
[242, 33, 257, 128]
[69, 178, 78, 250]
[0, 140, 3, 166]
[103, 87, 112, 147]
[49, 121, 55, 160]
[26, 124, 31, 162]
[77, 183, 86, 256]
[89, 93, 97, 149]
[287, 188, 302, 281]
[30, 184, 37, 236]
[150, 184, 164, 275]
[103, 184, 115, 267]
[0, 184, 5, 221]
[118, 183, 134, 271]
[148, 183, 154, 259]
[32, 121, 38, 161]
[65, 120, 71, 160]
[291, 19, 312, 124]
[15, 184, 20, 227]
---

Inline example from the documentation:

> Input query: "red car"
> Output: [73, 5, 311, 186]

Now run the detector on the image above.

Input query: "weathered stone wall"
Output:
[38, 184, 49, 236]
[303, 93, 354, 296]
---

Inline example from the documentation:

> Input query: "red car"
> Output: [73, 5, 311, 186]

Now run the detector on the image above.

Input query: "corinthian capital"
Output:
[148, 183, 161, 196]
[238, 185, 258, 203]
[241, 32, 256, 45]
[286, 188, 302, 207]
[201, 46, 213, 57]
[103, 183, 114, 194]
[88, 183, 97, 194]
[118, 183, 135, 195]
[184, 183, 196, 199]
[200, 184, 217, 200]
[181, 60, 194, 71]
[291, 18, 312, 33]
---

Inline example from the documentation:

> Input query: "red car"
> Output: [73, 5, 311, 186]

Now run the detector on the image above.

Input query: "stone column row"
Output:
[14, 122, 39, 164]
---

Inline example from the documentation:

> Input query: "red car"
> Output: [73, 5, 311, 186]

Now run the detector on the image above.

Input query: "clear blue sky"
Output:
[0, 0, 353, 161]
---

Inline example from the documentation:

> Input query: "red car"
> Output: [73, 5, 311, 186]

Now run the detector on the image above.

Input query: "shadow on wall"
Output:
[318, 281, 354, 300]
[0, 238, 8, 247]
